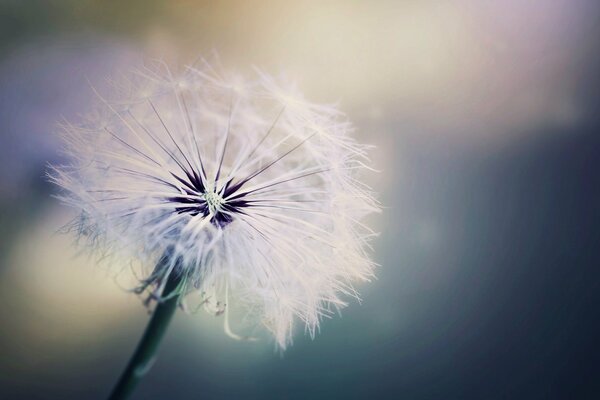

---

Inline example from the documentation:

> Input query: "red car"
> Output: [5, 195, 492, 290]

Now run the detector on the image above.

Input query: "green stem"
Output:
[108, 271, 182, 400]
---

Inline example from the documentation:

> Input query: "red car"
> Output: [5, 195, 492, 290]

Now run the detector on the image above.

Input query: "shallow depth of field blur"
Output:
[1, 1, 599, 399]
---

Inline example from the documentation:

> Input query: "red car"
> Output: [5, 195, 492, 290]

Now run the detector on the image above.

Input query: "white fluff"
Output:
[50, 58, 379, 349]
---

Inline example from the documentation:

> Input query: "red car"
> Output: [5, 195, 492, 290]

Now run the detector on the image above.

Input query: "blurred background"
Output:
[1, 1, 599, 399]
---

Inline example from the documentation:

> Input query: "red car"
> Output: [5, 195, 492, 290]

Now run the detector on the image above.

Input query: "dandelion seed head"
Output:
[50, 57, 380, 349]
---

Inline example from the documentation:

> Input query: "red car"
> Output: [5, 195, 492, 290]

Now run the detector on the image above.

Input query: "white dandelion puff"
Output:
[49, 58, 380, 349]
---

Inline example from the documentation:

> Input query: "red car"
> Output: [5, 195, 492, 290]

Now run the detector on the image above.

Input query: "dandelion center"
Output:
[204, 190, 225, 214]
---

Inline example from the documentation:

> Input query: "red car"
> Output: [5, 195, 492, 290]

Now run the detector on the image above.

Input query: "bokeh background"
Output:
[1, 1, 599, 399]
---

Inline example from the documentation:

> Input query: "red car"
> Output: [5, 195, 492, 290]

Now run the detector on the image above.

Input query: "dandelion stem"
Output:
[108, 271, 182, 400]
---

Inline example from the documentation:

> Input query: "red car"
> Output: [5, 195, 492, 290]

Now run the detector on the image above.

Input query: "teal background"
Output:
[1, 1, 599, 399]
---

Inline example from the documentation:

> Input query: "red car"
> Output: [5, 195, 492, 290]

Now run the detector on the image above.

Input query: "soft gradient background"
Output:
[1, 1, 599, 399]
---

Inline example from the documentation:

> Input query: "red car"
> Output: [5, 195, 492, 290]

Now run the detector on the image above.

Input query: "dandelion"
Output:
[50, 57, 379, 399]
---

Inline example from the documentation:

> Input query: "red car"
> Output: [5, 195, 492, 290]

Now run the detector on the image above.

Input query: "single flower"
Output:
[50, 58, 379, 350]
